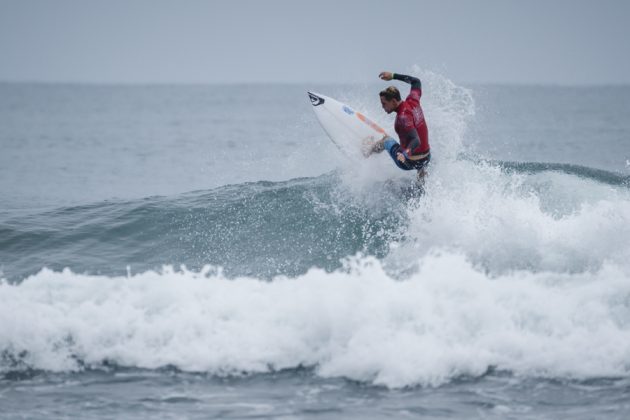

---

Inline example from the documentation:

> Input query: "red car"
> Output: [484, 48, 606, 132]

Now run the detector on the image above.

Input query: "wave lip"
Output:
[494, 160, 630, 187]
[2, 252, 629, 388]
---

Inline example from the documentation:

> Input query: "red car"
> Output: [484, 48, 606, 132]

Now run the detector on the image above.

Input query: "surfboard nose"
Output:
[307, 91, 325, 106]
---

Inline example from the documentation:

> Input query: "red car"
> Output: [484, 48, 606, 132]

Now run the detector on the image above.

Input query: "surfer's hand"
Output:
[379, 72, 393, 81]
[396, 152, 406, 163]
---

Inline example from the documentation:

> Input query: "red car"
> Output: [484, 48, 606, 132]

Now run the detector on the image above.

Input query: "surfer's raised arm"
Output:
[379, 72, 421, 91]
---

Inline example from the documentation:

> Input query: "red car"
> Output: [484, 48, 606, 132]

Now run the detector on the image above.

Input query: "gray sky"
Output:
[1, 0, 629, 85]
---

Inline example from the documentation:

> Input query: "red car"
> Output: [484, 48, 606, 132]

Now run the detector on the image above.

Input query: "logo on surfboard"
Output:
[308, 92, 325, 106]
[342, 106, 354, 115]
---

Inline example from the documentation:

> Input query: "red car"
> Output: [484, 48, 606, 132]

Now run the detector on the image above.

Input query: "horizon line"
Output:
[1, 79, 630, 89]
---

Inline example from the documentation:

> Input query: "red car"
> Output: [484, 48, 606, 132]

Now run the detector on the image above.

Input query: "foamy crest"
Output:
[1, 254, 629, 388]
[333, 69, 630, 277]
[383, 161, 630, 276]
[410, 65, 475, 161]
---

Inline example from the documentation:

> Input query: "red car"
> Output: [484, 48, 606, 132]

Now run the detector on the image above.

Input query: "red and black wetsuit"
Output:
[384, 73, 430, 171]
[393, 73, 429, 156]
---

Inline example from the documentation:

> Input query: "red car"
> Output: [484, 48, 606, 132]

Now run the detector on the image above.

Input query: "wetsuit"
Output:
[383, 73, 430, 171]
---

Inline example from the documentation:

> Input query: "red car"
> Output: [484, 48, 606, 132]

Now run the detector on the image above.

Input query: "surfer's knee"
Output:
[383, 138, 397, 153]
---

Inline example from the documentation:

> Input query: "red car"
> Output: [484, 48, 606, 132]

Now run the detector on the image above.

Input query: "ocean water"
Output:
[1, 72, 630, 419]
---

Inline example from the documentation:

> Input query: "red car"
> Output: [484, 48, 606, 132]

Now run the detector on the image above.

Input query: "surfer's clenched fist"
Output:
[379, 72, 393, 81]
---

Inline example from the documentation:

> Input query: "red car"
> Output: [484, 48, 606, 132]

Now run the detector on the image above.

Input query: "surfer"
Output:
[365, 72, 430, 179]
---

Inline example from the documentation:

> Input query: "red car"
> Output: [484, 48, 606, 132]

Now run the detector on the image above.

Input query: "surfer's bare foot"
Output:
[362, 136, 386, 157]
[361, 136, 376, 157]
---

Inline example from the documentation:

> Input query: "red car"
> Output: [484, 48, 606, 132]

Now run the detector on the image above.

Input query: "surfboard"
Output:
[307, 92, 391, 160]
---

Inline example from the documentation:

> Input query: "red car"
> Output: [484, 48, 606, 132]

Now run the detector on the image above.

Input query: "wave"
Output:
[1, 252, 629, 388]
[1, 158, 630, 283]
[0, 173, 417, 282]
[493, 160, 630, 187]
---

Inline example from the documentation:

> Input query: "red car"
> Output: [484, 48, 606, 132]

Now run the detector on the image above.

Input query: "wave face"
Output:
[1, 161, 629, 282]
[2, 74, 630, 388]
[0, 174, 413, 281]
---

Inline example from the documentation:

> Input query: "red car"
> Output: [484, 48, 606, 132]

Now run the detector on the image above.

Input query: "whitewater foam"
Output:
[383, 159, 630, 276]
[1, 252, 629, 388]
[330, 71, 630, 277]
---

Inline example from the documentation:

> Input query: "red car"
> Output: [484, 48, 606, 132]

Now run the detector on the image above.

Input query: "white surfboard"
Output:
[308, 92, 391, 160]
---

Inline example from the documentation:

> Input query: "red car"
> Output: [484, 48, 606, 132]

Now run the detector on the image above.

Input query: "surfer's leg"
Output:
[383, 138, 398, 154]
[386, 142, 414, 170]
[413, 156, 430, 188]
[416, 168, 427, 186]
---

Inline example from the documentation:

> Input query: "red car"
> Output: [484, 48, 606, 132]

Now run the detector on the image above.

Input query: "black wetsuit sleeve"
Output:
[405, 127, 421, 152]
[393, 73, 421, 90]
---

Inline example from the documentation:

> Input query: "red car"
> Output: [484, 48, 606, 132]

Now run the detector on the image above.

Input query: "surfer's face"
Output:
[380, 97, 398, 114]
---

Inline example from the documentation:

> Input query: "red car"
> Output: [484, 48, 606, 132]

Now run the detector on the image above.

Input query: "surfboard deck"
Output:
[308, 92, 392, 160]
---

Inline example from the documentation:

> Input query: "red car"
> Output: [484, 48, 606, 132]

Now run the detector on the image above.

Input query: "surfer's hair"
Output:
[379, 86, 401, 101]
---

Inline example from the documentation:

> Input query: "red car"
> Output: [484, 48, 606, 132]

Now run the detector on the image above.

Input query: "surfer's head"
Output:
[380, 86, 401, 114]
